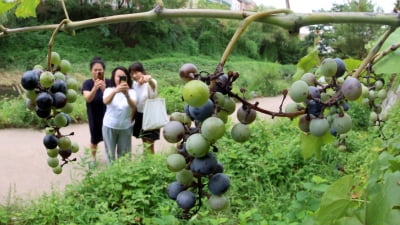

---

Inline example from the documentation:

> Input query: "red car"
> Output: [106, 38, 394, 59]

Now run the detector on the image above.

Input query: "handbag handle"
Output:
[147, 78, 158, 99]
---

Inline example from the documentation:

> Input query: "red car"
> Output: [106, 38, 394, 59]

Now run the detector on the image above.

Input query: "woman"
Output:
[82, 56, 111, 160]
[102, 66, 136, 165]
[128, 62, 159, 154]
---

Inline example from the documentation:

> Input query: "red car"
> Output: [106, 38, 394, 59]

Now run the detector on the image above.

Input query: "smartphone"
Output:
[120, 75, 127, 83]
[97, 71, 104, 80]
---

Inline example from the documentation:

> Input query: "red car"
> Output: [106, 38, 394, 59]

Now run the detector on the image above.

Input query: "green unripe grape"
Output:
[319, 58, 337, 77]
[71, 142, 79, 153]
[361, 85, 369, 97]
[47, 148, 59, 157]
[368, 90, 376, 100]
[25, 90, 38, 101]
[47, 157, 59, 168]
[176, 169, 194, 186]
[231, 123, 250, 142]
[166, 153, 186, 172]
[375, 80, 384, 90]
[289, 80, 309, 103]
[39, 71, 55, 88]
[223, 96, 236, 115]
[186, 133, 210, 158]
[216, 110, 228, 123]
[309, 118, 329, 137]
[336, 77, 345, 84]
[201, 117, 225, 143]
[50, 52, 61, 66]
[53, 71, 66, 81]
[301, 73, 316, 86]
[66, 89, 78, 103]
[58, 136, 72, 150]
[377, 89, 387, 99]
[59, 59, 71, 74]
[170, 112, 192, 126]
[212, 92, 225, 105]
[332, 113, 352, 134]
[61, 103, 74, 114]
[182, 80, 209, 107]
[208, 194, 229, 211]
[52, 166, 62, 174]
[320, 92, 329, 102]
[369, 111, 378, 122]
[285, 102, 300, 113]
[338, 144, 347, 152]
[54, 112, 68, 128]
[66, 77, 79, 91]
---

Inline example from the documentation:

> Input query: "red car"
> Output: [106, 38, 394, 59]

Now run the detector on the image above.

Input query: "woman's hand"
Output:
[116, 82, 130, 95]
[94, 79, 106, 91]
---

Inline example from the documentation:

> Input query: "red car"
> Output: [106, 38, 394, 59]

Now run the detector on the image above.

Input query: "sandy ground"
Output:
[0, 96, 292, 204]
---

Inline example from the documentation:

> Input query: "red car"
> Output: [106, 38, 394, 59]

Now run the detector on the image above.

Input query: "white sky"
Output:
[253, 0, 396, 13]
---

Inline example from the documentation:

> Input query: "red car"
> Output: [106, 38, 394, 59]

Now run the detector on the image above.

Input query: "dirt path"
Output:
[0, 95, 292, 204]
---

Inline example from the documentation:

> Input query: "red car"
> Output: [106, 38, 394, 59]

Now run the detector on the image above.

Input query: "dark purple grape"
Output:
[176, 190, 196, 210]
[214, 74, 230, 94]
[36, 92, 54, 110]
[334, 58, 346, 77]
[308, 86, 321, 99]
[188, 99, 214, 122]
[190, 152, 218, 175]
[58, 149, 72, 159]
[53, 92, 67, 108]
[43, 134, 58, 149]
[167, 181, 185, 200]
[306, 100, 323, 116]
[21, 70, 39, 90]
[213, 162, 224, 174]
[35, 106, 51, 118]
[330, 127, 338, 136]
[342, 102, 350, 111]
[50, 79, 67, 94]
[208, 173, 230, 195]
[179, 63, 197, 82]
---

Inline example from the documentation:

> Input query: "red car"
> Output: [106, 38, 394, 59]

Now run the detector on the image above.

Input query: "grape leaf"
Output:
[372, 29, 400, 74]
[334, 216, 363, 225]
[0, 1, 17, 15]
[15, 0, 40, 18]
[293, 48, 320, 80]
[300, 133, 322, 159]
[316, 175, 354, 225]
[366, 171, 400, 225]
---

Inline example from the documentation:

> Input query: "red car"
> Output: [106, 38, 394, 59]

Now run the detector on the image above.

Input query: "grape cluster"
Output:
[20, 52, 79, 174]
[285, 58, 360, 145]
[165, 63, 257, 218]
[360, 78, 388, 125]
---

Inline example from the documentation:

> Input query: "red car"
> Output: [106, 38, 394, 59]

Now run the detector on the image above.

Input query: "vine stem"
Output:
[351, 26, 397, 78]
[1, 10, 399, 38]
[60, 0, 70, 21]
[216, 9, 292, 73]
[47, 19, 68, 71]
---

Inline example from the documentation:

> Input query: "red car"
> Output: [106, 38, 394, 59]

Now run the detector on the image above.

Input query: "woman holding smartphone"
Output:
[82, 56, 111, 161]
[102, 66, 136, 165]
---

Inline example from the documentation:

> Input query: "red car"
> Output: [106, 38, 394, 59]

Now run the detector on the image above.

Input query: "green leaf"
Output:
[373, 29, 400, 74]
[343, 58, 362, 73]
[366, 171, 400, 225]
[316, 175, 354, 225]
[333, 216, 363, 225]
[0, 1, 17, 15]
[15, 0, 40, 18]
[293, 48, 320, 80]
[300, 132, 322, 159]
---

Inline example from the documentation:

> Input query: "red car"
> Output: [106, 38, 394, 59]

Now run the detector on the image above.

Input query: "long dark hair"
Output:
[89, 56, 106, 70]
[128, 61, 146, 74]
[110, 66, 132, 87]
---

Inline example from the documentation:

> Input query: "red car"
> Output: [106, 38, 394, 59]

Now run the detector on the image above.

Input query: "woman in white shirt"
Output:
[102, 66, 136, 165]
[128, 62, 159, 154]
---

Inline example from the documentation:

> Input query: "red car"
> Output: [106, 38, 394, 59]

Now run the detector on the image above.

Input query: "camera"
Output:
[97, 71, 104, 80]
[120, 75, 127, 83]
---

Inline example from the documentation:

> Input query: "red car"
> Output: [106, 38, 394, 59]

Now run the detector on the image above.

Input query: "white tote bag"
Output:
[142, 97, 169, 131]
